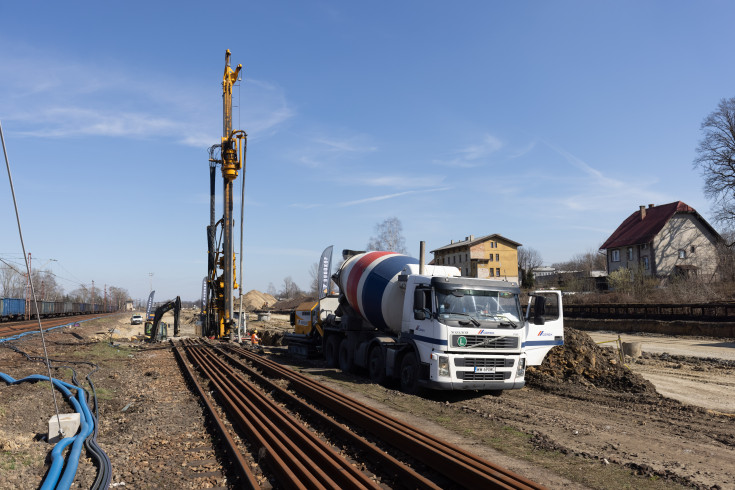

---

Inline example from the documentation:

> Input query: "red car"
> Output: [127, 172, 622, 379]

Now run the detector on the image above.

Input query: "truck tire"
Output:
[367, 345, 386, 384]
[399, 352, 420, 395]
[325, 335, 340, 368]
[338, 338, 355, 373]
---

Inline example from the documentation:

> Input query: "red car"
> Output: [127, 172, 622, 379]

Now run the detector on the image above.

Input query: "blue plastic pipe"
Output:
[0, 372, 94, 490]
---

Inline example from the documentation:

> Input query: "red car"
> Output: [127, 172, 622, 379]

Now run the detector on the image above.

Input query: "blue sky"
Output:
[1, 1, 733, 302]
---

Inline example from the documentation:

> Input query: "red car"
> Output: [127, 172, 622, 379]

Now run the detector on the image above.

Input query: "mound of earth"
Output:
[241, 290, 277, 311]
[526, 327, 657, 394]
[269, 295, 317, 311]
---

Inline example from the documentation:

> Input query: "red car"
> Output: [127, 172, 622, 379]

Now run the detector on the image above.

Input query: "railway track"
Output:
[175, 338, 546, 489]
[0, 313, 115, 339]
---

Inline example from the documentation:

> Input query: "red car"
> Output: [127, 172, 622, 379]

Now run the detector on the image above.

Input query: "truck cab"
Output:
[397, 273, 563, 392]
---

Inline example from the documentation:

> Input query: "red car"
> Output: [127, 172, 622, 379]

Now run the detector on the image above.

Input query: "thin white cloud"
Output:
[337, 174, 447, 188]
[433, 133, 503, 168]
[0, 47, 293, 147]
[508, 140, 537, 159]
[289, 203, 323, 209]
[543, 142, 668, 213]
[292, 132, 377, 168]
[337, 186, 452, 207]
[313, 137, 377, 153]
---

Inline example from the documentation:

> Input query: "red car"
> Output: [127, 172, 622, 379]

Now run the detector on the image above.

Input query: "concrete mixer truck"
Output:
[285, 249, 564, 394]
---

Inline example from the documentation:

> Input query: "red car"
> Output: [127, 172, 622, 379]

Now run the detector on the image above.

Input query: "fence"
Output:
[563, 302, 735, 322]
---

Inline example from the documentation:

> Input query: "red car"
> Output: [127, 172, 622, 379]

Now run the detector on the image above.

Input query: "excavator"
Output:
[144, 296, 181, 342]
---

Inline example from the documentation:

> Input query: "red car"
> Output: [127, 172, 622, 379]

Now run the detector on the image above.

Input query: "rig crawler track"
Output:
[175, 338, 546, 489]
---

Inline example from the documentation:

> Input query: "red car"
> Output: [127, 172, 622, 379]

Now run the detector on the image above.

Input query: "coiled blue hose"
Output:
[0, 372, 94, 490]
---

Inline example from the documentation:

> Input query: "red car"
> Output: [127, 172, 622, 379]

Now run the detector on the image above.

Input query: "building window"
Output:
[611, 250, 620, 262]
[496, 253, 500, 261]
[496, 268, 501, 276]
[690, 246, 696, 253]
[489, 255, 493, 262]
[627, 247, 633, 260]
[642, 256, 650, 270]
[678, 249, 686, 259]
[489, 269, 494, 277]
[465, 253, 468, 261]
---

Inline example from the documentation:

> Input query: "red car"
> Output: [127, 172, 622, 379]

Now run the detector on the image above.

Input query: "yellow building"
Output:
[430, 234, 521, 284]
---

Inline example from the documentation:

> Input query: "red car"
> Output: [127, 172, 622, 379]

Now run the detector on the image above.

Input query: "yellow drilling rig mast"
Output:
[204, 50, 247, 338]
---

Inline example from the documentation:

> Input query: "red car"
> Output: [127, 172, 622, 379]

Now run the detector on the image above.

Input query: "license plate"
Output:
[474, 366, 496, 373]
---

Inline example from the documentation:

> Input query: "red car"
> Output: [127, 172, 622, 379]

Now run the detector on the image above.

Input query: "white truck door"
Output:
[524, 290, 564, 365]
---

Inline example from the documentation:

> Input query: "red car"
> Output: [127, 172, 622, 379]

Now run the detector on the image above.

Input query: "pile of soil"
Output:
[269, 295, 317, 311]
[526, 327, 657, 394]
[240, 290, 277, 311]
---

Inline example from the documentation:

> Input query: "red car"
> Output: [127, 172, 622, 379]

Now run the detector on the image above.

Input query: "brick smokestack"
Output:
[640, 205, 646, 220]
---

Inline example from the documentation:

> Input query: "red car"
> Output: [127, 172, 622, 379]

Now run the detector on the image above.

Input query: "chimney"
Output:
[648, 203, 654, 208]
[640, 205, 646, 220]
[419, 241, 425, 275]
[450, 239, 454, 244]
[469, 235, 474, 241]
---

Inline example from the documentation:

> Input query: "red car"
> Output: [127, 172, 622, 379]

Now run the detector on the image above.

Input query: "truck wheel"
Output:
[338, 338, 355, 373]
[325, 335, 340, 368]
[399, 352, 420, 395]
[367, 346, 386, 384]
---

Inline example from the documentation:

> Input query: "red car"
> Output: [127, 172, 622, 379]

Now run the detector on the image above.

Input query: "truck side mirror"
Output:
[533, 295, 546, 325]
[413, 289, 426, 310]
[413, 289, 428, 320]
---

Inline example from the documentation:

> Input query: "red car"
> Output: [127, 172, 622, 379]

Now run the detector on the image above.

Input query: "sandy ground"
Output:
[587, 331, 735, 360]
[587, 331, 735, 413]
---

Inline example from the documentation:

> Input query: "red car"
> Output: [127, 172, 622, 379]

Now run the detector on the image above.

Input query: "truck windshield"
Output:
[435, 289, 521, 326]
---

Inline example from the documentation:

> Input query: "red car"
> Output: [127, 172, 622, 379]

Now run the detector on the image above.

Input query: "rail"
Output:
[176, 338, 546, 489]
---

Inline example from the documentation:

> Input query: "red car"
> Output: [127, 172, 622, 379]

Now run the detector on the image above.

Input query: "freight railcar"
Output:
[0, 297, 115, 321]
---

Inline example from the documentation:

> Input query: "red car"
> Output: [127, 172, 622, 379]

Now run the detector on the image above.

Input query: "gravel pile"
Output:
[526, 327, 657, 394]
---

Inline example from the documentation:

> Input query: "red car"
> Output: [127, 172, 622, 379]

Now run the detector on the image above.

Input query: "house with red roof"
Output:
[599, 202, 721, 280]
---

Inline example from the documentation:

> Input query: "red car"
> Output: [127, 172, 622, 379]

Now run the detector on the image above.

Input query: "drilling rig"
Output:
[203, 50, 247, 338]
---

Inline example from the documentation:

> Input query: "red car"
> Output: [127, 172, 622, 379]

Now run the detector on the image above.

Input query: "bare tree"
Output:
[517, 246, 543, 287]
[366, 217, 408, 254]
[266, 282, 277, 297]
[308, 261, 319, 296]
[108, 286, 131, 310]
[280, 276, 303, 299]
[553, 249, 606, 273]
[0, 261, 24, 297]
[694, 97, 735, 230]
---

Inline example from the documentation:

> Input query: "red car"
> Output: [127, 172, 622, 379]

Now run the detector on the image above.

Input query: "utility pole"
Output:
[25, 252, 31, 320]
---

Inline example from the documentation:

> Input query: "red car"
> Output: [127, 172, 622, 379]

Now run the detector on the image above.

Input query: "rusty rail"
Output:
[218, 341, 545, 489]
[172, 342, 260, 489]
[181, 338, 383, 489]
